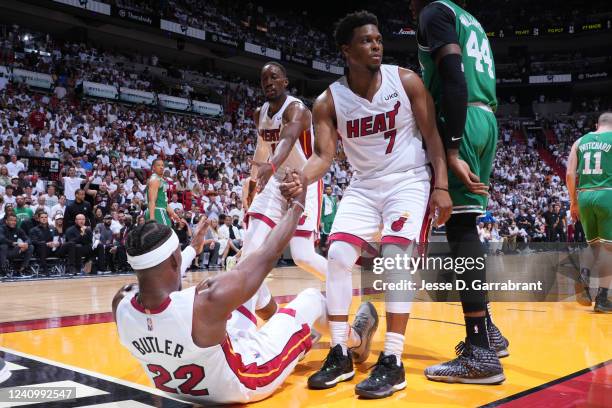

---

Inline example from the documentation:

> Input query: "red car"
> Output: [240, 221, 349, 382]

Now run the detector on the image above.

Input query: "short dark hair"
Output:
[152, 158, 164, 166]
[334, 10, 379, 48]
[127, 220, 173, 258]
[262, 61, 287, 77]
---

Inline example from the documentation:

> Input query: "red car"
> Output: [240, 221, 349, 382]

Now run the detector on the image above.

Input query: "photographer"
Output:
[30, 212, 77, 276]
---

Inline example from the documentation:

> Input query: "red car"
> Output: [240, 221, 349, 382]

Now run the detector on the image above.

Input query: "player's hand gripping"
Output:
[447, 150, 489, 196]
[279, 168, 307, 202]
[430, 188, 453, 227]
[283, 169, 307, 209]
[189, 216, 211, 255]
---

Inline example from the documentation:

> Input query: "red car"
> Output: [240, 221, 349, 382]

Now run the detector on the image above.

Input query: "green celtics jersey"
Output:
[417, 0, 497, 111]
[146, 173, 169, 209]
[576, 131, 612, 190]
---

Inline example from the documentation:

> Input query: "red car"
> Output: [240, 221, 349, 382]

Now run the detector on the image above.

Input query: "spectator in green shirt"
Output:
[14, 195, 33, 228]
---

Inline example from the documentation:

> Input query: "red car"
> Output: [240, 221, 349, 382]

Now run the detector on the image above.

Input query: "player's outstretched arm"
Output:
[400, 68, 452, 226]
[280, 90, 337, 199]
[193, 172, 306, 345]
[253, 102, 312, 192]
[566, 140, 580, 221]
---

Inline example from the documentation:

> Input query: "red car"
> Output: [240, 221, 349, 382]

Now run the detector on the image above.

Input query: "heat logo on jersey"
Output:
[391, 212, 410, 232]
[298, 213, 308, 226]
[260, 128, 281, 142]
[346, 101, 400, 138]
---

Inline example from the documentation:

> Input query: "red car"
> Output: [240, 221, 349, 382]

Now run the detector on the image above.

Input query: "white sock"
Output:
[383, 332, 404, 366]
[330, 321, 349, 355]
[348, 326, 361, 348]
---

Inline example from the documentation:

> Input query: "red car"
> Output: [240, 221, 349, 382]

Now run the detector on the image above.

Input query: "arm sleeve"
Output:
[437, 53, 468, 149]
[420, 3, 467, 148]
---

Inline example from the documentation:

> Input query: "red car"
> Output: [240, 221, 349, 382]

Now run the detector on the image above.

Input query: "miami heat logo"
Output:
[298, 212, 309, 226]
[391, 213, 410, 232]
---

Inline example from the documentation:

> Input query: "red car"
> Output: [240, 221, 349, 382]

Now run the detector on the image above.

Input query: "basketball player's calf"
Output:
[593, 242, 612, 313]
[307, 240, 379, 389]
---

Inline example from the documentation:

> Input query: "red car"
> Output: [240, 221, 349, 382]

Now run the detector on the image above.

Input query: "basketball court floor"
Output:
[0, 266, 610, 407]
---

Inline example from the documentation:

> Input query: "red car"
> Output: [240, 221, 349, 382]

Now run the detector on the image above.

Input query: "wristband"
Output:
[270, 162, 277, 174]
[434, 186, 449, 192]
[291, 200, 305, 212]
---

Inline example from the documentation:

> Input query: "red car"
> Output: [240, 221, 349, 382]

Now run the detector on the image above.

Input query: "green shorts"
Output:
[447, 106, 498, 214]
[578, 189, 612, 243]
[144, 208, 172, 226]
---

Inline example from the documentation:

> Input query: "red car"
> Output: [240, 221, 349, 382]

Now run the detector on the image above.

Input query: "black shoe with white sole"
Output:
[425, 340, 505, 384]
[355, 353, 406, 399]
[307, 344, 354, 389]
[350, 302, 379, 364]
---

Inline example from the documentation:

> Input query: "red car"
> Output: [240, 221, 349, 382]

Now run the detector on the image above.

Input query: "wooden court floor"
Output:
[0, 267, 610, 407]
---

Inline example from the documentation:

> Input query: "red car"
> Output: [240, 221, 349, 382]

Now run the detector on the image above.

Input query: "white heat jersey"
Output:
[116, 286, 241, 404]
[115, 286, 311, 404]
[329, 64, 429, 181]
[257, 95, 314, 179]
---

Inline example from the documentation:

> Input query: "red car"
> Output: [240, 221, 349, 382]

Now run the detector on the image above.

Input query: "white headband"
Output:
[127, 230, 180, 270]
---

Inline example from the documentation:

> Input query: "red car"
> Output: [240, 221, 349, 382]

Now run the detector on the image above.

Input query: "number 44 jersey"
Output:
[417, 0, 497, 112]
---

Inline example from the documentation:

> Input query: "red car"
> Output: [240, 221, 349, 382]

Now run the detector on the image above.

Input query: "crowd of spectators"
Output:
[481, 140, 574, 254]
[496, 50, 612, 80]
[97, 0, 612, 68]
[0, 70, 603, 277]
[0, 9, 608, 277]
[0, 29, 162, 94]
[465, 0, 610, 34]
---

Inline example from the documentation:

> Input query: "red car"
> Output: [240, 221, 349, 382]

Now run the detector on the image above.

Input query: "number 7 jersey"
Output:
[417, 0, 497, 112]
[329, 64, 429, 181]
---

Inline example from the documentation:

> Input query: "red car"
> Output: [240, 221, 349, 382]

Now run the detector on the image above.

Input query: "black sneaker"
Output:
[350, 302, 379, 364]
[355, 352, 406, 399]
[0, 357, 11, 384]
[594, 288, 612, 313]
[425, 340, 505, 384]
[575, 268, 592, 306]
[487, 323, 510, 358]
[307, 344, 354, 389]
